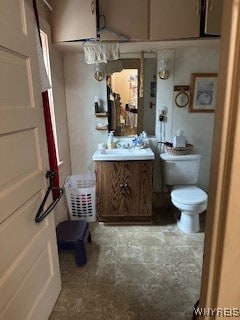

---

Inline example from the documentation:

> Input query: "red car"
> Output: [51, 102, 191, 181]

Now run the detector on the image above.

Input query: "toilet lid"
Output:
[171, 185, 208, 205]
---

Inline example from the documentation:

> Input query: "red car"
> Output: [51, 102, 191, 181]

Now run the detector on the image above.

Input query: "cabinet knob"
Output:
[120, 183, 125, 195]
[91, 0, 95, 15]
[124, 183, 130, 195]
[208, 0, 213, 11]
[119, 183, 129, 195]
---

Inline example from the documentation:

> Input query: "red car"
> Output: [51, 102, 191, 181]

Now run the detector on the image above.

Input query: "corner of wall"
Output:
[155, 50, 175, 143]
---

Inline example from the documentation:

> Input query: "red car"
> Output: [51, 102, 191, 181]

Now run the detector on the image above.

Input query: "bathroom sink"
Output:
[92, 148, 155, 161]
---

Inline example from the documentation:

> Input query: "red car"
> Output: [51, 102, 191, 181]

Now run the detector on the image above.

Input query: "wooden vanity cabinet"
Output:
[95, 160, 153, 222]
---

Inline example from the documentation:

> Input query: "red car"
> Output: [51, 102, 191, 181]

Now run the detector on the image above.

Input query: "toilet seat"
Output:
[171, 185, 208, 205]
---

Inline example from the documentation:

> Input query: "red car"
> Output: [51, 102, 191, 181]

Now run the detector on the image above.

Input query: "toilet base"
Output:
[177, 211, 200, 233]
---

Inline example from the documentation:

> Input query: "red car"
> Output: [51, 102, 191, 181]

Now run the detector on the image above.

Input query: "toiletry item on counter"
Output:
[95, 97, 101, 113]
[173, 129, 186, 148]
[132, 131, 148, 148]
[98, 142, 107, 153]
[107, 131, 115, 149]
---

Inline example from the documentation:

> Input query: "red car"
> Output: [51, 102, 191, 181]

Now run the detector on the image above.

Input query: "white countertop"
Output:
[92, 148, 155, 161]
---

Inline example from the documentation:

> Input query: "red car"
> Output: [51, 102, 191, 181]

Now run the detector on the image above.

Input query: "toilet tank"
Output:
[160, 153, 201, 185]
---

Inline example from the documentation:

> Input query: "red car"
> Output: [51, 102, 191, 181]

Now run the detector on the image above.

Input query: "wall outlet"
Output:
[158, 107, 168, 121]
[159, 106, 168, 116]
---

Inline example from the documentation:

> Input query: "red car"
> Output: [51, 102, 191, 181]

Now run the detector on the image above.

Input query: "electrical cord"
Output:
[151, 141, 171, 195]
[157, 141, 173, 147]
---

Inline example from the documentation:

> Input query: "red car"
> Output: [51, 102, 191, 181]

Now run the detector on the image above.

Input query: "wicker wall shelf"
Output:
[95, 112, 108, 117]
[95, 126, 108, 130]
[166, 144, 194, 155]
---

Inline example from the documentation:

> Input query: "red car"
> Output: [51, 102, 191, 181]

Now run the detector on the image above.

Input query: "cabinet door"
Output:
[51, 0, 97, 43]
[204, 0, 223, 35]
[98, 0, 148, 41]
[150, 0, 201, 40]
[125, 161, 152, 216]
[95, 162, 126, 218]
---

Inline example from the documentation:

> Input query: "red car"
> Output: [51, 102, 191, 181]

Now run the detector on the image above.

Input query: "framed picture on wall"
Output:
[189, 73, 218, 113]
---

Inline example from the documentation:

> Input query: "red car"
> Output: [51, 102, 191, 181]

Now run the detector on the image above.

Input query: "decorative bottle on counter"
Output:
[107, 131, 115, 149]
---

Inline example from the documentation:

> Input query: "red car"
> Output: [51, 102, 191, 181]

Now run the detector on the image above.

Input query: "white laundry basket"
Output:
[64, 174, 96, 222]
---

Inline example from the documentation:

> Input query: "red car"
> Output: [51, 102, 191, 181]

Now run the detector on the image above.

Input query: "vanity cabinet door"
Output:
[95, 160, 153, 222]
[124, 161, 152, 217]
[51, 0, 97, 43]
[150, 0, 201, 40]
[98, 0, 149, 41]
[95, 161, 126, 218]
[204, 0, 223, 35]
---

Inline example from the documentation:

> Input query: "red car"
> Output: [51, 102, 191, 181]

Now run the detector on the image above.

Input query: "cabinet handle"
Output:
[120, 183, 125, 194]
[120, 183, 128, 188]
[196, 0, 201, 15]
[124, 183, 130, 195]
[208, 0, 213, 11]
[119, 183, 130, 195]
[91, 0, 95, 15]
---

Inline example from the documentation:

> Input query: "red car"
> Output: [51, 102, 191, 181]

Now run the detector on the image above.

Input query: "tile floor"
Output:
[50, 208, 205, 320]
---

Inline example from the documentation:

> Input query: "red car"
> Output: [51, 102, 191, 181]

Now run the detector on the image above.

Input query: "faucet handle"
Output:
[117, 142, 122, 149]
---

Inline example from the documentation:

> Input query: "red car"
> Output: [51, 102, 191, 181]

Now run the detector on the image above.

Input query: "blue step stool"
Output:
[56, 220, 91, 267]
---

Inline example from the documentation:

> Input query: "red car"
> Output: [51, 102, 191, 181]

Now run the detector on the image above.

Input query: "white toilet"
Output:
[160, 153, 208, 233]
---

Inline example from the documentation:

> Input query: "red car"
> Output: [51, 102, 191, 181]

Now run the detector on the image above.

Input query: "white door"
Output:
[0, 1, 61, 319]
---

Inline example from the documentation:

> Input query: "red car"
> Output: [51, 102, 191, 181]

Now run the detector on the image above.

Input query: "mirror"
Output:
[105, 54, 157, 136]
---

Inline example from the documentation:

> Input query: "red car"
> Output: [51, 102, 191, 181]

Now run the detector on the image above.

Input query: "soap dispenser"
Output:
[107, 131, 115, 149]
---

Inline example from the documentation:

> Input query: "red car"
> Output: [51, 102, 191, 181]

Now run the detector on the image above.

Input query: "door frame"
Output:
[199, 0, 240, 313]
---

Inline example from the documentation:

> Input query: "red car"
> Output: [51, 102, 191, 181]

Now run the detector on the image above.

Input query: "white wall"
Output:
[156, 48, 219, 191]
[143, 58, 157, 135]
[50, 42, 72, 225]
[63, 53, 108, 174]
[40, 17, 71, 225]
[63, 47, 219, 194]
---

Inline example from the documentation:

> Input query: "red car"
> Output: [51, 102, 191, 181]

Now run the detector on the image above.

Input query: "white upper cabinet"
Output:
[150, 0, 201, 40]
[204, 0, 223, 35]
[98, 0, 149, 41]
[51, 0, 97, 43]
[50, 0, 223, 44]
